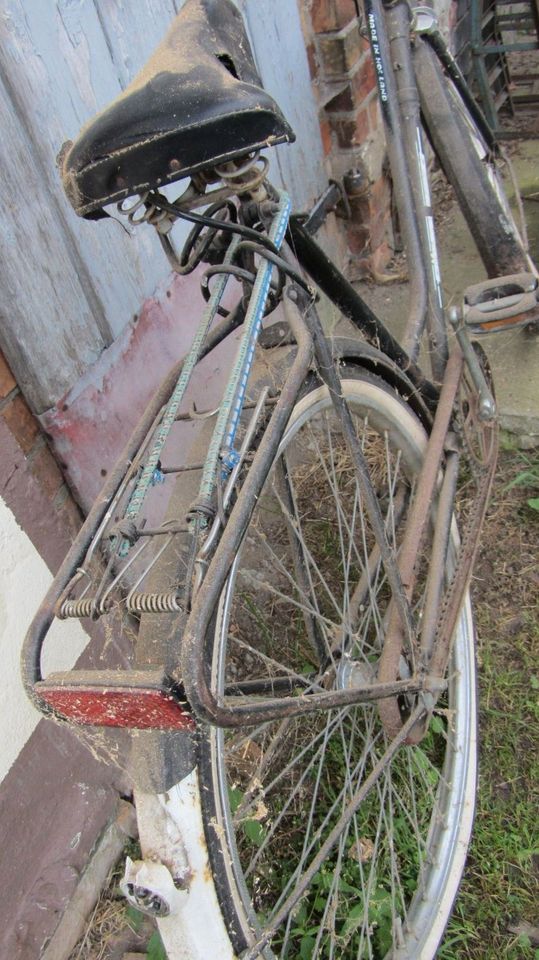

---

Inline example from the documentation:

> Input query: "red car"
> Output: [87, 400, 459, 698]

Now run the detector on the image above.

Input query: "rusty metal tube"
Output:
[377, 345, 463, 737]
[21, 303, 245, 713]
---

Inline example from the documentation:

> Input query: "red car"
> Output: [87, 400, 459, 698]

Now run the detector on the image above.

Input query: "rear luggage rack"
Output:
[35, 669, 195, 730]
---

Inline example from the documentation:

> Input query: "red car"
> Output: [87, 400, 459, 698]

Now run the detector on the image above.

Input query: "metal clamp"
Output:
[448, 307, 496, 420]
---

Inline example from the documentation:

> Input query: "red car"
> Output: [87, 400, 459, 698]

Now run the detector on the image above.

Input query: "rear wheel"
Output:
[193, 371, 477, 959]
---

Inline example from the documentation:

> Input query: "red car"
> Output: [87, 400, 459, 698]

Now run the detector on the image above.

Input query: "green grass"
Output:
[145, 929, 167, 960]
[439, 449, 539, 960]
[72, 452, 537, 960]
[504, 452, 539, 513]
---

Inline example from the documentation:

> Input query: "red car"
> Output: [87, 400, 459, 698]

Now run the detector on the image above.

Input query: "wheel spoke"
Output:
[199, 377, 476, 960]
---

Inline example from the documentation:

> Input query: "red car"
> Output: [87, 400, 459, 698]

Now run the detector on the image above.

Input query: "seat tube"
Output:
[383, 0, 448, 377]
[364, 0, 448, 379]
[363, 0, 428, 370]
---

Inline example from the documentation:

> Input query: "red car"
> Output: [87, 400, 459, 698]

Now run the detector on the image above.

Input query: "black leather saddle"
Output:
[60, 0, 295, 219]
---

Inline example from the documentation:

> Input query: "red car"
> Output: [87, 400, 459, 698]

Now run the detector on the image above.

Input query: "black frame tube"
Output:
[425, 31, 497, 154]
[288, 216, 439, 406]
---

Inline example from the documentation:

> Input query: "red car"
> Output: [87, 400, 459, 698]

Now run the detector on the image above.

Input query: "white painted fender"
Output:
[134, 769, 236, 959]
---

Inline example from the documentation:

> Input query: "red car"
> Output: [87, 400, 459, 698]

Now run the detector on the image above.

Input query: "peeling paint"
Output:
[39, 271, 243, 511]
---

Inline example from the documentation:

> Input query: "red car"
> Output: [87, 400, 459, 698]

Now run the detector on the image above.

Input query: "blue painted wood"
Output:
[93, 0, 181, 90]
[241, 0, 327, 211]
[0, 70, 106, 408]
[0, 0, 324, 413]
[0, 0, 174, 343]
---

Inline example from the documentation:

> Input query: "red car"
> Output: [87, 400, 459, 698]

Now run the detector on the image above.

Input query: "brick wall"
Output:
[0, 349, 81, 572]
[0, 347, 130, 960]
[301, 0, 457, 278]
[302, 0, 395, 278]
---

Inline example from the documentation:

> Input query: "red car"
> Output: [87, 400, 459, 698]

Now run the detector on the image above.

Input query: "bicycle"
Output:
[21, 0, 538, 957]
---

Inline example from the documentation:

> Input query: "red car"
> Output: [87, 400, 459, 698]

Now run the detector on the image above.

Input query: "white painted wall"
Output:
[0, 497, 89, 784]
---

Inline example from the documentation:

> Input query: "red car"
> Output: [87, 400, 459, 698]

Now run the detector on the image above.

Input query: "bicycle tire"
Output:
[183, 369, 477, 960]
[414, 39, 534, 279]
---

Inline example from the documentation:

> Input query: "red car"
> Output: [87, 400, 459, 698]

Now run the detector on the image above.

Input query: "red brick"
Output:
[371, 174, 391, 214]
[330, 116, 356, 148]
[30, 445, 64, 499]
[354, 106, 370, 145]
[357, 54, 377, 99]
[368, 97, 381, 131]
[326, 54, 376, 113]
[317, 22, 362, 77]
[0, 352, 17, 399]
[347, 224, 371, 255]
[326, 80, 356, 114]
[347, 192, 371, 223]
[306, 41, 318, 80]
[329, 104, 369, 148]
[1, 394, 40, 453]
[319, 117, 333, 156]
[311, 0, 358, 33]
[369, 209, 391, 248]
[360, 34, 371, 55]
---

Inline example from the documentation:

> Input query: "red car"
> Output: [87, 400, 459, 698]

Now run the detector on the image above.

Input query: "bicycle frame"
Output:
[22, 196, 433, 716]
[23, 0, 497, 736]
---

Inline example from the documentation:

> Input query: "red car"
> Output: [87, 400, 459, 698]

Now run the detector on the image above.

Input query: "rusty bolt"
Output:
[343, 166, 369, 198]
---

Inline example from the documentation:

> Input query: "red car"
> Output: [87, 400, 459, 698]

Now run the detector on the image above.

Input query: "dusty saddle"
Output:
[60, 0, 294, 219]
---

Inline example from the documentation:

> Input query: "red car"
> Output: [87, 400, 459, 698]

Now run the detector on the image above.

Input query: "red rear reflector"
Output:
[35, 670, 195, 731]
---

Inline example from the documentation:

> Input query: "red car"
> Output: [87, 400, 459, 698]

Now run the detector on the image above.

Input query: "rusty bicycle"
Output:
[22, 0, 538, 957]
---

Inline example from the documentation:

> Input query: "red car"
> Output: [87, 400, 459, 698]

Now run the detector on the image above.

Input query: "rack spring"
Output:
[59, 598, 102, 619]
[126, 592, 183, 615]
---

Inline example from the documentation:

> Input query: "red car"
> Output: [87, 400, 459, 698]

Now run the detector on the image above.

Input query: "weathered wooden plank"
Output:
[0, 71, 106, 412]
[241, 0, 327, 212]
[2, 1, 170, 299]
[0, 0, 325, 415]
[0, 0, 174, 410]
[93, 0, 181, 90]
